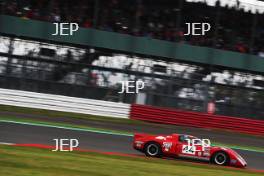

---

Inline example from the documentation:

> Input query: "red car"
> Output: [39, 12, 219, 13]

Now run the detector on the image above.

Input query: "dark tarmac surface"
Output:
[1, 111, 263, 148]
[0, 122, 263, 170]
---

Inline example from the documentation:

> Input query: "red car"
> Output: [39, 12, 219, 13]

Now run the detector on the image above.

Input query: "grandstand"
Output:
[0, 0, 264, 119]
[1, 0, 264, 55]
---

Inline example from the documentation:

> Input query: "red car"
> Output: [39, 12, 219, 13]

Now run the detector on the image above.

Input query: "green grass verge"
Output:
[0, 104, 142, 125]
[0, 145, 262, 176]
[0, 117, 263, 153]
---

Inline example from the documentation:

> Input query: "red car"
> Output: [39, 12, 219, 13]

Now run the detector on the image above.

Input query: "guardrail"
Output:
[1, 88, 263, 135]
[0, 88, 130, 118]
[130, 104, 264, 135]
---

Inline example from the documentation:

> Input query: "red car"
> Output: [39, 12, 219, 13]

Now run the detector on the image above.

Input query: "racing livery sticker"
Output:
[163, 142, 172, 151]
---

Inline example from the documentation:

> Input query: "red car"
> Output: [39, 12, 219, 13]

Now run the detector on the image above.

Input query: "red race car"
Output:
[133, 133, 247, 168]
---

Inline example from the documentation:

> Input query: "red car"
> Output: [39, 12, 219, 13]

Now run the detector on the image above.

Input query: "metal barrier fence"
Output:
[0, 88, 130, 118]
[0, 87, 263, 135]
[131, 104, 264, 135]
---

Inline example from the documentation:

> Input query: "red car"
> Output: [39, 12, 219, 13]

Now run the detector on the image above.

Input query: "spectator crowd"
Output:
[1, 0, 264, 57]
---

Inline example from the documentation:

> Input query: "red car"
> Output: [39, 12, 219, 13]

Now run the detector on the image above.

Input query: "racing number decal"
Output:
[182, 145, 196, 155]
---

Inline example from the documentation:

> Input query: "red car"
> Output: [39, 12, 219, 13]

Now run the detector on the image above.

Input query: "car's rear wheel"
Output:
[211, 151, 230, 166]
[144, 142, 162, 157]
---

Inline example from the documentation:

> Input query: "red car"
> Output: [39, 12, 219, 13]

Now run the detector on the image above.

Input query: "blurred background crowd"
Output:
[1, 0, 264, 57]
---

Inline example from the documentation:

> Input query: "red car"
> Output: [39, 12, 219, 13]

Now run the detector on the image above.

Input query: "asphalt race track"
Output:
[0, 122, 263, 170]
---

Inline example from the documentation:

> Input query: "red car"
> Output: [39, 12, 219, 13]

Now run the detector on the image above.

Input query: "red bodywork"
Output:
[133, 133, 247, 168]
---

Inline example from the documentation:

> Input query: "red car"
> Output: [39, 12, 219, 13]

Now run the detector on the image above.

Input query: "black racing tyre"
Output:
[144, 142, 162, 157]
[211, 151, 230, 166]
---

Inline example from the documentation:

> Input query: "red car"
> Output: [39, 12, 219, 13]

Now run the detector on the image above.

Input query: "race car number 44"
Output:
[182, 145, 196, 155]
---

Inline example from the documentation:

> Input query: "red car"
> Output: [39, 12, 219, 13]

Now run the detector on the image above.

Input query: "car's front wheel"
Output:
[211, 151, 230, 166]
[144, 142, 162, 157]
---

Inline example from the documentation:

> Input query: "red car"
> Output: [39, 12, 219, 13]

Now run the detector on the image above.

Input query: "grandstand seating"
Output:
[1, 0, 264, 56]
